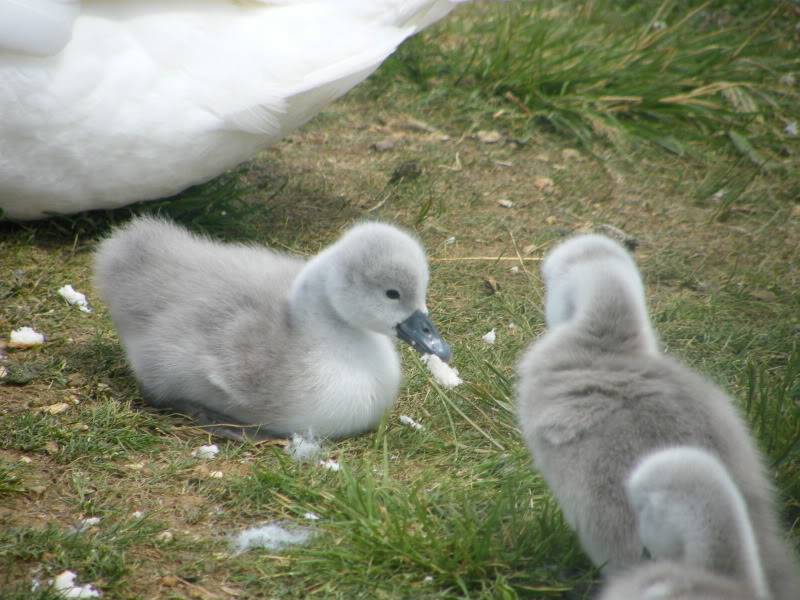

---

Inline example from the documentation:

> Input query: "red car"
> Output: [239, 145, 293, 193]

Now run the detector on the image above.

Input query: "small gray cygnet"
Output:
[515, 234, 799, 600]
[599, 446, 769, 600]
[94, 217, 450, 440]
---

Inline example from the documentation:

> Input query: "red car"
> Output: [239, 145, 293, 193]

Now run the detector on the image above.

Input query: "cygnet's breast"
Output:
[281, 332, 402, 438]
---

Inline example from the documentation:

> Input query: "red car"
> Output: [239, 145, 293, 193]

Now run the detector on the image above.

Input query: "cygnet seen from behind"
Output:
[600, 446, 770, 600]
[94, 217, 450, 440]
[515, 234, 799, 600]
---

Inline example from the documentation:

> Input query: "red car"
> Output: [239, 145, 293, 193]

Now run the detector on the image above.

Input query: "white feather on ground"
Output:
[9, 326, 44, 348]
[285, 433, 323, 462]
[482, 329, 496, 345]
[57, 284, 92, 313]
[421, 354, 463, 389]
[51, 570, 101, 598]
[232, 521, 314, 554]
[319, 459, 341, 472]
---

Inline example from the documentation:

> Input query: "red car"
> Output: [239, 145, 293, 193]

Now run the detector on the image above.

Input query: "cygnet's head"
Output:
[324, 222, 451, 361]
[625, 446, 766, 600]
[541, 234, 640, 327]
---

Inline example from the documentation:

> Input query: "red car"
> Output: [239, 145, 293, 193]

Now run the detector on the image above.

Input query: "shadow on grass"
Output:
[0, 157, 365, 250]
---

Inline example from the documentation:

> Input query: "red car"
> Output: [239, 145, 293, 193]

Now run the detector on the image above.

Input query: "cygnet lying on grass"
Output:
[516, 234, 799, 599]
[600, 447, 769, 600]
[94, 217, 450, 440]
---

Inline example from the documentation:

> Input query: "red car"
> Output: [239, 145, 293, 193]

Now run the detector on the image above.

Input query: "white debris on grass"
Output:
[156, 531, 173, 543]
[509, 265, 520, 274]
[209, 470, 224, 479]
[9, 326, 45, 348]
[482, 329, 496, 345]
[70, 517, 101, 533]
[51, 570, 101, 598]
[497, 198, 514, 208]
[319, 459, 340, 472]
[399, 415, 424, 431]
[191, 444, 219, 459]
[303, 512, 320, 521]
[785, 121, 798, 137]
[57, 285, 92, 313]
[285, 432, 323, 463]
[424, 576, 434, 583]
[131, 511, 145, 519]
[421, 354, 463, 389]
[232, 521, 314, 554]
[445, 236, 456, 245]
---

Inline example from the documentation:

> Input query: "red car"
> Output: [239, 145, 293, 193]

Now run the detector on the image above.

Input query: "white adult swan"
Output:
[515, 234, 799, 600]
[93, 217, 451, 440]
[0, 0, 467, 220]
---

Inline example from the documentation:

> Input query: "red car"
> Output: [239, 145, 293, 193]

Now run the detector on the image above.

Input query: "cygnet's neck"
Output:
[549, 259, 658, 354]
[289, 251, 350, 333]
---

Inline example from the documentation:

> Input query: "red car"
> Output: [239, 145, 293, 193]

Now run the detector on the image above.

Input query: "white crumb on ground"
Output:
[9, 327, 45, 348]
[57, 285, 92, 313]
[232, 521, 314, 554]
[482, 329, 496, 345]
[52, 570, 101, 598]
[70, 517, 101, 533]
[191, 444, 219, 459]
[509, 266, 520, 274]
[209, 470, 224, 479]
[156, 531, 173, 543]
[786, 121, 798, 137]
[131, 511, 144, 519]
[318, 459, 340, 472]
[421, 354, 463, 389]
[285, 433, 323, 463]
[399, 415, 424, 431]
[303, 512, 320, 521]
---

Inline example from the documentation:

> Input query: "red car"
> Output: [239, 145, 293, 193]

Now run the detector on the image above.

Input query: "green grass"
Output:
[369, 0, 799, 160]
[1, 1, 798, 598]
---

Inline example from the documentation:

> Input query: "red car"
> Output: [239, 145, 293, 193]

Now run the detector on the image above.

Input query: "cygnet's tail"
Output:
[627, 446, 770, 600]
[540, 234, 657, 353]
[92, 216, 205, 335]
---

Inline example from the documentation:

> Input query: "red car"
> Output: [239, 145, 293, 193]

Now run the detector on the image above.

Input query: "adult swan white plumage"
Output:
[0, 0, 468, 220]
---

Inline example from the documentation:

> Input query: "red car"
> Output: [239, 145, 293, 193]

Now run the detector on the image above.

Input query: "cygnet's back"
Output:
[600, 447, 769, 600]
[94, 217, 303, 340]
[515, 235, 798, 599]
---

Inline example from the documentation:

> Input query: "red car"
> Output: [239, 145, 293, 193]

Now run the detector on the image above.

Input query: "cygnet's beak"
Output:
[396, 310, 452, 362]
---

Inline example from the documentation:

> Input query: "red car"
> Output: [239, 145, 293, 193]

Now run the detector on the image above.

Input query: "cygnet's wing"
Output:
[94, 217, 304, 425]
[0, 0, 80, 55]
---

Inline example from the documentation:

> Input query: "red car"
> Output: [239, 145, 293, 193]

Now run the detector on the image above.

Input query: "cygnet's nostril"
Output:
[422, 326, 431, 334]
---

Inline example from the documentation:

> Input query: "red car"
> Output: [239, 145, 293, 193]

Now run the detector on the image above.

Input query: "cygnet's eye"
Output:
[385, 289, 400, 300]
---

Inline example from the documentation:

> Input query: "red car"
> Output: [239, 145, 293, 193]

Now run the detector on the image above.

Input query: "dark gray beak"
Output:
[396, 310, 451, 362]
